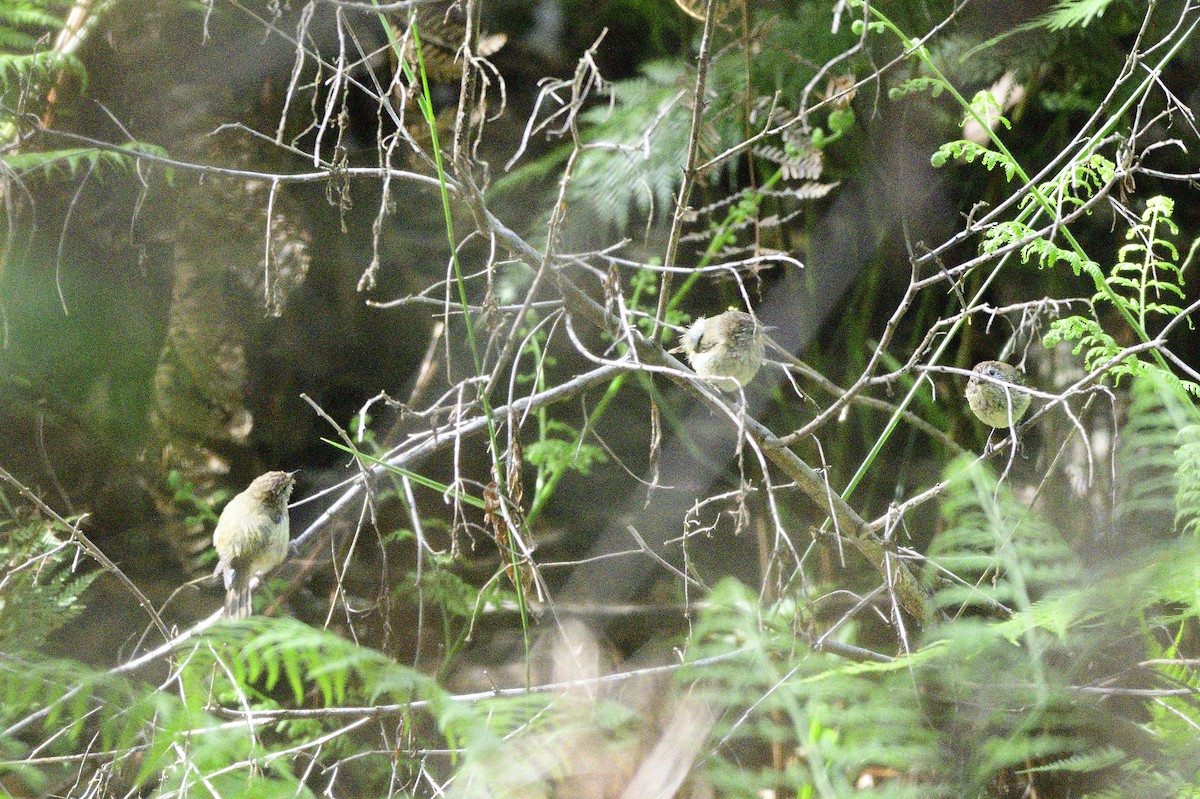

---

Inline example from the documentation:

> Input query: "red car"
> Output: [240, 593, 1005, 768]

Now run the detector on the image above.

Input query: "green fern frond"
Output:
[960, 0, 1119, 57]
[926, 455, 1079, 615]
[682, 579, 941, 796]
[0, 50, 75, 91]
[565, 60, 696, 232]
[1115, 372, 1197, 537]
[967, 156, 1115, 258]
[0, 28, 40, 51]
[1021, 745, 1125, 774]
[1043, 195, 1199, 397]
[1035, 0, 1117, 31]
[2, 609, 601, 795]
[2, 141, 169, 180]
[1177, 424, 1200, 537]
[889, 75, 946, 100]
[981, 731, 1097, 774]
[980, 218, 1102, 276]
[0, 651, 263, 794]
[525, 419, 608, 480]
[1025, 152, 1115, 213]
[931, 138, 1017, 179]
[0, 1, 72, 29]
[0, 0, 78, 89]
[0, 517, 96, 652]
[189, 616, 442, 709]
[1096, 196, 1189, 331]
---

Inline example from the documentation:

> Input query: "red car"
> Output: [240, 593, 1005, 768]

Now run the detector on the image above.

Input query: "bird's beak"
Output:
[286, 470, 300, 478]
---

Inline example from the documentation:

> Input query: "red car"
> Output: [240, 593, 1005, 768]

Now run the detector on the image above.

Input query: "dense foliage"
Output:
[2, 0, 1200, 796]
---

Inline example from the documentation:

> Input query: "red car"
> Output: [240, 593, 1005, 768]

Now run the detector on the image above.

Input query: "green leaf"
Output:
[525, 420, 608, 478]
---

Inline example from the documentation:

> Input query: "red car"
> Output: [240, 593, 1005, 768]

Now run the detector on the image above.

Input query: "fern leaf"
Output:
[1114, 372, 1196, 539]
[1037, 0, 1117, 31]
[926, 455, 1079, 615]
[1176, 424, 1200, 537]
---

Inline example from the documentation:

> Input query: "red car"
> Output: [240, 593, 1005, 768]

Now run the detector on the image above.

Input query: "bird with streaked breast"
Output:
[673, 310, 766, 393]
[212, 470, 296, 618]
[965, 360, 1031, 429]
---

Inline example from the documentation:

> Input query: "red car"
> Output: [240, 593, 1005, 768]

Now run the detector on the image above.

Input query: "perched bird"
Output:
[673, 310, 766, 393]
[212, 470, 296, 618]
[965, 361, 1031, 428]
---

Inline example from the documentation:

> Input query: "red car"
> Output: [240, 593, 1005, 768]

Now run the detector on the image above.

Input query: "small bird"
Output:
[673, 310, 766, 393]
[212, 470, 296, 618]
[965, 361, 1031, 428]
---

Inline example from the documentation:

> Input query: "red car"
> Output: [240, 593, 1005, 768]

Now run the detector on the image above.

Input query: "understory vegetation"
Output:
[3, 0, 1200, 796]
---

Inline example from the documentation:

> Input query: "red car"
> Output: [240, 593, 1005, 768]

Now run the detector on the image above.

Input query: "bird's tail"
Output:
[224, 575, 253, 619]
